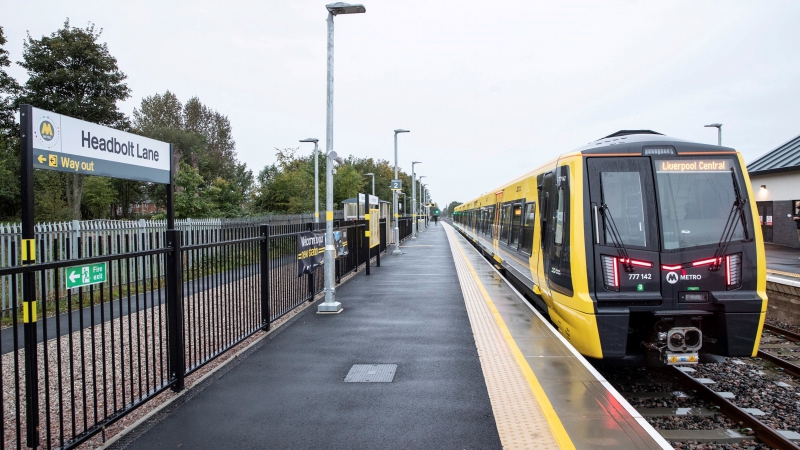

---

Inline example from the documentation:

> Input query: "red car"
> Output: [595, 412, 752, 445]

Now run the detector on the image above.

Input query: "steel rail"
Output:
[669, 366, 800, 450]
[757, 350, 800, 379]
[764, 323, 800, 343]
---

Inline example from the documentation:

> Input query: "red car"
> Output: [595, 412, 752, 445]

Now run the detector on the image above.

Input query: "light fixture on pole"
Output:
[392, 128, 410, 255]
[704, 123, 722, 146]
[411, 161, 421, 239]
[364, 172, 375, 196]
[300, 138, 320, 223]
[318, 1, 365, 314]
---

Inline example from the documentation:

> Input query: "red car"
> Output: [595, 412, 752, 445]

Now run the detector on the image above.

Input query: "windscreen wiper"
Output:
[600, 203, 634, 272]
[710, 168, 748, 271]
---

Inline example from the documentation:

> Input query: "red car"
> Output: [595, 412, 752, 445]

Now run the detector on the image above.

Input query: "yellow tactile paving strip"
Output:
[767, 269, 800, 279]
[444, 225, 565, 450]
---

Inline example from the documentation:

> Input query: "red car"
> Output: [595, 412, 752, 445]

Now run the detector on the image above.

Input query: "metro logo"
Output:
[40, 121, 55, 141]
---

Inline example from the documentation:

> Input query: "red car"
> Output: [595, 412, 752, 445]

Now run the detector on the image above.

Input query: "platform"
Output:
[766, 243, 800, 284]
[110, 223, 670, 450]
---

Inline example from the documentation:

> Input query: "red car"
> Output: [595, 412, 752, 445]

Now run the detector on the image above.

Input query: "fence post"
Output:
[260, 225, 270, 331]
[165, 229, 185, 391]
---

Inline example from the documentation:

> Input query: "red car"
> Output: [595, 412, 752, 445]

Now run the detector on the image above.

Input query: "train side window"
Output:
[554, 188, 565, 245]
[520, 202, 536, 254]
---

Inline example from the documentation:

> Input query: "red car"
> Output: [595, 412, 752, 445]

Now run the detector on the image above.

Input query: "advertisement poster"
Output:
[334, 230, 349, 258]
[297, 232, 325, 277]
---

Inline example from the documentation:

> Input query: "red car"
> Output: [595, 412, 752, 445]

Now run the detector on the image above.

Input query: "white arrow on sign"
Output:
[69, 271, 81, 283]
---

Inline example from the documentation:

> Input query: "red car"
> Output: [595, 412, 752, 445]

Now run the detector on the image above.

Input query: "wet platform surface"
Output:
[112, 223, 670, 449]
[116, 225, 501, 449]
[766, 243, 800, 282]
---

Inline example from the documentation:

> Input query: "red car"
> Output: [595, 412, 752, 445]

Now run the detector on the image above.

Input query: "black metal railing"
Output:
[0, 218, 386, 450]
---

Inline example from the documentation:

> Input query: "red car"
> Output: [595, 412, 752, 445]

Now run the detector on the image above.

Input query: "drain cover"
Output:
[344, 364, 397, 382]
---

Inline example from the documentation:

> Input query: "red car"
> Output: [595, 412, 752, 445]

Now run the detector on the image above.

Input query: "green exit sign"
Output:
[66, 263, 107, 289]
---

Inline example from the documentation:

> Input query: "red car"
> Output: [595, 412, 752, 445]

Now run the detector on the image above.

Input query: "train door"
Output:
[587, 158, 660, 298]
[509, 203, 523, 249]
[544, 166, 573, 296]
[493, 191, 503, 245]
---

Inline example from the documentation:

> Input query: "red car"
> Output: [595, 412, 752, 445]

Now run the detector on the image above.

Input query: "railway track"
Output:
[600, 323, 800, 449]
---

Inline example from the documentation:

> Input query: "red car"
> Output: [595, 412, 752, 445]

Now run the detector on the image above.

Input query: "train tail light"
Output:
[726, 253, 742, 290]
[691, 258, 720, 267]
[601, 255, 619, 291]
[620, 258, 653, 268]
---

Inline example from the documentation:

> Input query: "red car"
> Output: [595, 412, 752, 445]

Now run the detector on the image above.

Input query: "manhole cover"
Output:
[344, 364, 397, 382]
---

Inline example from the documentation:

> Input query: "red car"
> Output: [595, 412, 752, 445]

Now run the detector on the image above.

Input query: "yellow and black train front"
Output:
[453, 131, 767, 365]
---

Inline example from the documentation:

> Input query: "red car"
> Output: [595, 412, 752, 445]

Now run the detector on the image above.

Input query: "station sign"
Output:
[390, 179, 402, 190]
[30, 107, 171, 183]
[65, 262, 107, 289]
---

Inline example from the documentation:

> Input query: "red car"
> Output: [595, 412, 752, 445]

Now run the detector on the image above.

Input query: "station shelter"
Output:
[748, 133, 800, 248]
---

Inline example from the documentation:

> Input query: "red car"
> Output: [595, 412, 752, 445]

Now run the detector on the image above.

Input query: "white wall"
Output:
[750, 171, 800, 202]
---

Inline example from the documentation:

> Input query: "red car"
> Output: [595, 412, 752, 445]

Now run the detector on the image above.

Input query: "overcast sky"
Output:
[4, 1, 800, 207]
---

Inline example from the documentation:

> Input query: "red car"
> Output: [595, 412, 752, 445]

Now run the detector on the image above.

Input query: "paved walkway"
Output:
[117, 224, 501, 449]
[766, 243, 800, 277]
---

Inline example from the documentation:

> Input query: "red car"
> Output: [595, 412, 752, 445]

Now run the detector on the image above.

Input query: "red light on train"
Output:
[620, 258, 653, 268]
[661, 264, 682, 271]
[691, 258, 720, 267]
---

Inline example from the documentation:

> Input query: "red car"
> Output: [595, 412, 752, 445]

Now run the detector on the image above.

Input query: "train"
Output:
[453, 130, 767, 365]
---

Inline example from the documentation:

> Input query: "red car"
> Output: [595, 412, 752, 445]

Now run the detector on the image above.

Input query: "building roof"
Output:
[747, 134, 800, 176]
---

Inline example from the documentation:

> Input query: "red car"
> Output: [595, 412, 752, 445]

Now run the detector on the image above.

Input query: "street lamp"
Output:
[364, 172, 375, 196]
[411, 161, 421, 239]
[300, 138, 320, 223]
[392, 128, 410, 255]
[418, 176, 426, 232]
[704, 123, 722, 146]
[318, 1, 366, 314]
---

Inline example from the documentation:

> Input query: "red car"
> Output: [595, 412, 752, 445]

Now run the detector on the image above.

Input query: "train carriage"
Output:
[453, 130, 767, 365]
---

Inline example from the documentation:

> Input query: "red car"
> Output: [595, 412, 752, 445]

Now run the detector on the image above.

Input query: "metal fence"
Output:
[0, 214, 399, 450]
[0, 214, 343, 316]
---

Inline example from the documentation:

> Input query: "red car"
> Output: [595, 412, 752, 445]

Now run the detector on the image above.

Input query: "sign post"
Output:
[19, 105, 176, 445]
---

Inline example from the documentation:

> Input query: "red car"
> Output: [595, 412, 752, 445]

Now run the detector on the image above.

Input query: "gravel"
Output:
[0, 261, 354, 450]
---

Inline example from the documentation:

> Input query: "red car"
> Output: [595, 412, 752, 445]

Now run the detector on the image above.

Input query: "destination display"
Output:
[30, 107, 171, 183]
[297, 231, 325, 277]
[656, 159, 729, 173]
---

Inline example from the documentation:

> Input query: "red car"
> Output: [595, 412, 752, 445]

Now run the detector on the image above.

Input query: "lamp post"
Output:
[318, 1, 365, 314]
[364, 172, 375, 196]
[411, 161, 421, 239]
[392, 129, 409, 255]
[418, 176, 426, 232]
[705, 123, 722, 146]
[300, 138, 320, 223]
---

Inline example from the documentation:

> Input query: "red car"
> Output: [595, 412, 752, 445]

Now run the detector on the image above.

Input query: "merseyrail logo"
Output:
[34, 114, 60, 149]
[666, 272, 679, 284]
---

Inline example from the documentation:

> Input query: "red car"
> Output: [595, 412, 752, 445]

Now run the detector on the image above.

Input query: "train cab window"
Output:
[520, 202, 536, 254]
[600, 171, 647, 247]
[654, 158, 747, 250]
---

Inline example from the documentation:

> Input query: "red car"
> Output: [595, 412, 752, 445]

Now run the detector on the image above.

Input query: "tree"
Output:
[82, 176, 116, 218]
[133, 91, 252, 217]
[0, 26, 20, 136]
[446, 201, 463, 218]
[17, 20, 131, 219]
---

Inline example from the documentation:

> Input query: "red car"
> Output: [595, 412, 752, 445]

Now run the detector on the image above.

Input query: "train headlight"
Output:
[726, 253, 742, 290]
[601, 255, 619, 292]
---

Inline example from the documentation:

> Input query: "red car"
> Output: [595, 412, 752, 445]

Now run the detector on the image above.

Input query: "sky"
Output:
[3, 1, 800, 208]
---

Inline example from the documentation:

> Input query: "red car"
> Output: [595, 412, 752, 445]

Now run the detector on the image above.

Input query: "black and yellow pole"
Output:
[19, 104, 40, 448]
